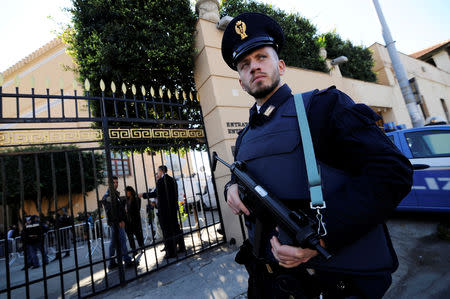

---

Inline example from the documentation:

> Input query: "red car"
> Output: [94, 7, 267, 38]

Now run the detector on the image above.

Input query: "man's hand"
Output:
[270, 235, 325, 268]
[119, 221, 125, 228]
[226, 184, 250, 216]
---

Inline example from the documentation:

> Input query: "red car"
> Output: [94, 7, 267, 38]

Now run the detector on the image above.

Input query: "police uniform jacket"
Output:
[23, 221, 45, 245]
[231, 83, 413, 274]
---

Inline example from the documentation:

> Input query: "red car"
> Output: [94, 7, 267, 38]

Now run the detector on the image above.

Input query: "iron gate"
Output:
[0, 79, 225, 298]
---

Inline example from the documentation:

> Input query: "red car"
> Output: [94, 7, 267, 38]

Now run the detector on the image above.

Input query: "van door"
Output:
[388, 132, 418, 209]
[403, 129, 450, 211]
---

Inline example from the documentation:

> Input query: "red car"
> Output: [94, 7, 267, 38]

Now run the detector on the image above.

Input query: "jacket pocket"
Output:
[237, 128, 300, 161]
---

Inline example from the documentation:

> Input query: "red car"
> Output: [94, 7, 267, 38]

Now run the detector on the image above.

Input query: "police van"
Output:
[386, 125, 450, 212]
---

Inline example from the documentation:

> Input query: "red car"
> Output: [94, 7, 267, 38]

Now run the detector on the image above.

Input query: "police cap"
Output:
[221, 12, 284, 70]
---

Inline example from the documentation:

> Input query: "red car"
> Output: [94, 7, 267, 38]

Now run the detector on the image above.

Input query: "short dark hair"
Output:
[125, 186, 136, 197]
[112, 175, 119, 181]
[159, 165, 168, 173]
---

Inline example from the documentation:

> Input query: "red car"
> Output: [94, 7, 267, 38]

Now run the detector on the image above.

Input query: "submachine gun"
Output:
[212, 152, 331, 260]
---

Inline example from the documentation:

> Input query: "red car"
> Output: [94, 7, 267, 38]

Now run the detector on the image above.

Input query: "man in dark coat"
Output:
[142, 165, 185, 259]
[221, 12, 413, 299]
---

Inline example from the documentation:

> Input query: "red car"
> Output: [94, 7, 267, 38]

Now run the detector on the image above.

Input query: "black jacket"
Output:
[102, 189, 127, 226]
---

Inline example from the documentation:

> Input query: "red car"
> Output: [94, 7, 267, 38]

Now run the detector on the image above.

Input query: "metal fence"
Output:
[0, 80, 225, 298]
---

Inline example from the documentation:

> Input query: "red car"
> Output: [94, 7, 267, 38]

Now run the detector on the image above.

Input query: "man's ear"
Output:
[278, 59, 286, 76]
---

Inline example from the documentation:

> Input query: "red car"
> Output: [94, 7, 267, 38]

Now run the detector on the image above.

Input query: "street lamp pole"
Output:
[372, 0, 424, 127]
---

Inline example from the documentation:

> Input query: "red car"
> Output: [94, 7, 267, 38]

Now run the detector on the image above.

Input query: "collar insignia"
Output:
[264, 105, 276, 117]
[235, 20, 248, 40]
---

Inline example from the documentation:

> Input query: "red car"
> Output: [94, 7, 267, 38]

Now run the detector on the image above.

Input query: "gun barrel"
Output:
[212, 151, 232, 171]
[315, 243, 332, 260]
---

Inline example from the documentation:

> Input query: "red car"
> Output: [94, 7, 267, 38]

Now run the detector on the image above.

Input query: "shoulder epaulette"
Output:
[316, 85, 336, 95]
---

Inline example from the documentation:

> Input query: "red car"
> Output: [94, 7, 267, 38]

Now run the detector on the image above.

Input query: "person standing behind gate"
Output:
[101, 176, 135, 269]
[221, 12, 413, 299]
[140, 166, 185, 259]
[52, 209, 72, 262]
[21, 215, 48, 269]
[125, 186, 144, 253]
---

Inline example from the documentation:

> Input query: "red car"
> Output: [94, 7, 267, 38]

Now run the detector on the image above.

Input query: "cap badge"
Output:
[235, 20, 248, 40]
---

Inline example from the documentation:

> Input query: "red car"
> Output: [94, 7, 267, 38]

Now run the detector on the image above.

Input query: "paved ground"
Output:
[384, 213, 450, 299]
[0, 211, 223, 299]
[96, 213, 450, 299]
[1, 212, 449, 298]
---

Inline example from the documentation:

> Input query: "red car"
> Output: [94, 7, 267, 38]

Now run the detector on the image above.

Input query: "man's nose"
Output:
[250, 60, 261, 73]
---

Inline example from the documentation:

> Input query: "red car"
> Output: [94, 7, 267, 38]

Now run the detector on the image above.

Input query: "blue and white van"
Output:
[386, 125, 450, 212]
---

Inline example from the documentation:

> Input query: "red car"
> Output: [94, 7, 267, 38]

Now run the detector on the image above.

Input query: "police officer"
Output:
[221, 12, 413, 298]
[22, 215, 49, 269]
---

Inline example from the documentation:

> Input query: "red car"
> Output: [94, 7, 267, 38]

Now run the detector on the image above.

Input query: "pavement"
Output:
[95, 213, 450, 299]
[94, 245, 248, 299]
[1, 213, 448, 299]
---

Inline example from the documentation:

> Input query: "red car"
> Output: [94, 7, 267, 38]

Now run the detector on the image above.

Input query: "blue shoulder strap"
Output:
[293, 92, 326, 211]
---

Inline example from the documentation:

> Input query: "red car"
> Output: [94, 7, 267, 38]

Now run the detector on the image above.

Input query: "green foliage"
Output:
[322, 32, 377, 82]
[63, 0, 201, 151]
[220, 0, 377, 82]
[0, 145, 106, 216]
[220, 0, 328, 72]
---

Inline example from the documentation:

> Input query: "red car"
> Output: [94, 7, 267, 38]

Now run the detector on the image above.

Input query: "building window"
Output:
[425, 57, 436, 67]
[110, 152, 131, 176]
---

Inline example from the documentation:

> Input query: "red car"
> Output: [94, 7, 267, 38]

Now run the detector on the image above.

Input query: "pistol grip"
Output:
[277, 227, 294, 246]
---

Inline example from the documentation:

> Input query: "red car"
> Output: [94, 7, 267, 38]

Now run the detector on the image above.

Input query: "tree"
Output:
[220, 0, 377, 82]
[322, 32, 377, 82]
[0, 146, 106, 222]
[63, 0, 201, 151]
[220, 0, 328, 72]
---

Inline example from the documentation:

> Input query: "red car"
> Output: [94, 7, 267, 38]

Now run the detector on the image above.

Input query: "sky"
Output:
[0, 0, 449, 73]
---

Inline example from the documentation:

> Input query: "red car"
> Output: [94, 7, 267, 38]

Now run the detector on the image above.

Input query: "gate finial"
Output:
[14, 75, 20, 87]
[111, 81, 116, 93]
[84, 79, 90, 91]
[100, 79, 106, 91]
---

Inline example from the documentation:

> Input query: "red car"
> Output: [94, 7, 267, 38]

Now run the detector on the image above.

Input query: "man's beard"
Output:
[248, 75, 280, 99]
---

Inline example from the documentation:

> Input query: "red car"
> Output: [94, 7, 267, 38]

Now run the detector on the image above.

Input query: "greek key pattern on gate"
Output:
[108, 128, 204, 139]
[0, 128, 204, 145]
[0, 129, 103, 145]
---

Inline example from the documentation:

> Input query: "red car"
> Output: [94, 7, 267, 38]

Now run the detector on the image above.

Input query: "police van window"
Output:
[387, 135, 395, 144]
[405, 130, 450, 158]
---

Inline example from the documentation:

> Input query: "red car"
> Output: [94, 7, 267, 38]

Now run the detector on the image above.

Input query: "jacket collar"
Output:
[248, 83, 292, 127]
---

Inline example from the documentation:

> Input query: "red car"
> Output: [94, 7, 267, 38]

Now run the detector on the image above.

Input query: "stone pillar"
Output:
[194, 16, 252, 246]
[195, 0, 220, 23]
